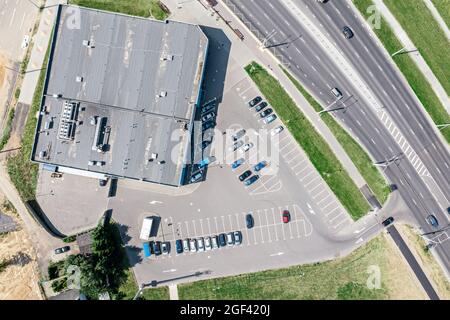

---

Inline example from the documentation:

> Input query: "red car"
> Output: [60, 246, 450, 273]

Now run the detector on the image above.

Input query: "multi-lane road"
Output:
[223, 0, 450, 275]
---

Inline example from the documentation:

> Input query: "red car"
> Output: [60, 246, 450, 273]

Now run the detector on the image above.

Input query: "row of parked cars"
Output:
[175, 231, 243, 254]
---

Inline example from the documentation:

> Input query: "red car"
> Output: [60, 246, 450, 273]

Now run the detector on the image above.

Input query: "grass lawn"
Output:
[246, 62, 369, 220]
[178, 234, 426, 299]
[383, 0, 450, 102]
[353, 0, 450, 144]
[281, 67, 389, 204]
[68, 0, 169, 20]
[432, 0, 450, 29]
[0, 108, 15, 151]
[141, 286, 170, 300]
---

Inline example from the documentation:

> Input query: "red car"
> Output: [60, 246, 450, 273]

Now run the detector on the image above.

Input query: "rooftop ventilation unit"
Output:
[76, 76, 83, 82]
[160, 91, 167, 97]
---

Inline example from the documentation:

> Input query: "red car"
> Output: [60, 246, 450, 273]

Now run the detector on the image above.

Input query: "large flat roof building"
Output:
[32, 5, 208, 186]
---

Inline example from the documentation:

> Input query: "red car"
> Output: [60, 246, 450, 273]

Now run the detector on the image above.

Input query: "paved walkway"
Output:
[18, 0, 65, 105]
[423, 0, 450, 41]
[169, 284, 179, 300]
[166, 0, 367, 189]
[372, 0, 450, 115]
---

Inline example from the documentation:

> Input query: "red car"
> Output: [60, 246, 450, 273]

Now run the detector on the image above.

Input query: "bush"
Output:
[51, 277, 68, 293]
[63, 235, 76, 243]
[48, 260, 66, 280]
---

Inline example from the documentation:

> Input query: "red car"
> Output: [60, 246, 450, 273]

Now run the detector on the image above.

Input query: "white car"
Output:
[204, 237, 212, 251]
[197, 237, 205, 252]
[240, 142, 254, 153]
[271, 126, 284, 136]
[201, 112, 215, 122]
[21, 35, 30, 49]
[183, 239, 190, 252]
[189, 239, 197, 252]
[263, 114, 277, 124]
[211, 235, 219, 249]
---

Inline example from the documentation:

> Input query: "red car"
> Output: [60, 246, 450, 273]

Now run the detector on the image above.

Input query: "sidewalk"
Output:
[169, 284, 179, 300]
[18, 0, 65, 105]
[372, 0, 450, 115]
[166, 0, 367, 189]
[423, 0, 450, 42]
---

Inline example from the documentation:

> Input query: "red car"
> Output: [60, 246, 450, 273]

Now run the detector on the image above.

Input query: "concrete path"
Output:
[166, 0, 367, 189]
[18, 0, 65, 105]
[373, 0, 450, 115]
[423, 0, 450, 41]
[169, 284, 179, 300]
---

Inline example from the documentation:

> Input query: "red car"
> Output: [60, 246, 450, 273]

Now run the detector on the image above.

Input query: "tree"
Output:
[0, 259, 8, 273]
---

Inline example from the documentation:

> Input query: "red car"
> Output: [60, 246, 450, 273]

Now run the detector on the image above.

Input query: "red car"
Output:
[282, 210, 291, 223]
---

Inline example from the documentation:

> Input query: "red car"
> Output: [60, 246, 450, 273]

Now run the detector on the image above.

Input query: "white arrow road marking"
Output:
[307, 203, 315, 215]
[269, 252, 284, 257]
[355, 237, 364, 244]
[149, 200, 162, 205]
[162, 269, 177, 273]
[354, 227, 366, 234]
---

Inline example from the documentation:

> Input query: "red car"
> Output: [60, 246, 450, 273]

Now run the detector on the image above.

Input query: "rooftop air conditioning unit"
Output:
[76, 76, 83, 82]
[160, 91, 167, 97]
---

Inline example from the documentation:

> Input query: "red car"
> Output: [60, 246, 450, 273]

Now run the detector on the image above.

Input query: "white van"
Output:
[331, 87, 343, 100]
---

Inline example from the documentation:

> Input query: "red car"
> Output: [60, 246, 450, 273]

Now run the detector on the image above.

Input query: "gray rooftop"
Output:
[32, 5, 208, 186]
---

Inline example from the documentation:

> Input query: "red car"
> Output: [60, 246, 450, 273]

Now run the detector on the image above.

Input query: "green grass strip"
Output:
[0, 108, 15, 151]
[353, 0, 450, 143]
[245, 62, 369, 220]
[281, 67, 389, 204]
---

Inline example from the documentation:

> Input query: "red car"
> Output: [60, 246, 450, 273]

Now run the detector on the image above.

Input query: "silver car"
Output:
[226, 232, 235, 246]
[204, 236, 212, 251]
[189, 239, 197, 252]
[197, 237, 205, 252]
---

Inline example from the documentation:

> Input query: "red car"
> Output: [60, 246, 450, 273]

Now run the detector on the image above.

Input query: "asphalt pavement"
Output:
[224, 0, 450, 280]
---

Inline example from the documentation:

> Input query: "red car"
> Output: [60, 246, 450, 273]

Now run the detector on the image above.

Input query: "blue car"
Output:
[254, 161, 267, 172]
[231, 158, 245, 170]
[244, 175, 259, 186]
[175, 239, 183, 254]
[143, 242, 151, 258]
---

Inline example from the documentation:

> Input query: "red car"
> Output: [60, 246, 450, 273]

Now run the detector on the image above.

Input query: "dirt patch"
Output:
[0, 201, 42, 300]
[0, 54, 5, 89]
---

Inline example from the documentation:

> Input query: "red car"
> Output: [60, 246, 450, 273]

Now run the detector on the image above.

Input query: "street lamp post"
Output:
[437, 123, 449, 130]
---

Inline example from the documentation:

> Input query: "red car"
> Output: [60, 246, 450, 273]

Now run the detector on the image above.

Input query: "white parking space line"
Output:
[264, 209, 272, 243]
[257, 210, 265, 243]
[271, 208, 279, 241]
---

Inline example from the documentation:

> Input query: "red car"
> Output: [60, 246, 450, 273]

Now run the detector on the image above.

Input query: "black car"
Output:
[447, 207, 450, 215]
[248, 96, 262, 107]
[202, 120, 215, 131]
[54, 246, 70, 255]
[342, 26, 354, 39]
[381, 216, 394, 227]
[152, 241, 162, 255]
[218, 233, 227, 247]
[390, 184, 398, 192]
[259, 108, 273, 118]
[239, 170, 252, 181]
[246, 213, 254, 229]
[175, 239, 183, 254]
[255, 101, 268, 112]
[99, 178, 108, 187]
[201, 140, 212, 149]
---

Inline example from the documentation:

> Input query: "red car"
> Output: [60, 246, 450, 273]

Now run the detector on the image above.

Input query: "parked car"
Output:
[183, 239, 190, 252]
[143, 242, 151, 258]
[175, 239, 183, 254]
[244, 175, 259, 186]
[201, 112, 216, 122]
[254, 161, 267, 172]
[189, 238, 197, 252]
[248, 96, 262, 107]
[218, 233, 227, 247]
[202, 120, 215, 131]
[239, 170, 252, 182]
[21, 35, 30, 49]
[197, 237, 205, 252]
[201, 140, 212, 149]
[271, 126, 284, 136]
[226, 232, 235, 246]
[246, 213, 254, 229]
[211, 235, 219, 249]
[152, 241, 162, 255]
[426, 215, 439, 229]
[447, 207, 450, 215]
[229, 140, 244, 152]
[204, 236, 212, 251]
[240, 142, 254, 153]
[259, 108, 273, 118]
[263, 114, 277, 124]
[231, 158, 245, 170]
[99, 178, 108, 187]
[161, 242, 170, 255]
[255, 101, 268, 112]
[202, 103, 216, 115]
[234, 231, 242, 245]
[282, 210, 291, 223]
[190, 171, 203, 183]
[381, 217, 394, 227]
[54, 246, 70, 255]
[232, 129, 246, 141]
[342, 26, 354, 39]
